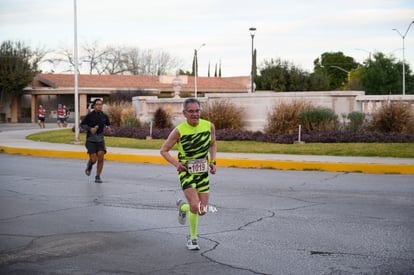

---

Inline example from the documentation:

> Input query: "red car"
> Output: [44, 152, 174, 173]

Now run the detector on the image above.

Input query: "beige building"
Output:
[9, 73, 249, 123]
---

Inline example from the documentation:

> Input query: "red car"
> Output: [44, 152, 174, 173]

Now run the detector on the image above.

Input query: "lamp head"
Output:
[249, 27, 256, 36]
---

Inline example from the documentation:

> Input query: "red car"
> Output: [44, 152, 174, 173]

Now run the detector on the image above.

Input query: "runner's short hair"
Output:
[93, 98, 103, 105]
[183, 98, 200, 110]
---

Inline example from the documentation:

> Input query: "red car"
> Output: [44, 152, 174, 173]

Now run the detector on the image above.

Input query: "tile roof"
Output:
[33, 73, 249, 92]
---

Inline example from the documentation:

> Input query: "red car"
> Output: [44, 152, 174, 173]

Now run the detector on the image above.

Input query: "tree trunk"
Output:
[10, 95, 20, 123]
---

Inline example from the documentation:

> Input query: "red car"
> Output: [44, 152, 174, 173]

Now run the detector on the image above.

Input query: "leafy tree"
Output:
[0, 41, 41, 101]
[178, 68, 192, 76]
[359, 52, 414, 95]
[256, 58, 310, 91]
[348, 66, 365, 91]
[313, 52, 358, 90]
[308, 69, 330, 91]
[219, 60, 222, 77]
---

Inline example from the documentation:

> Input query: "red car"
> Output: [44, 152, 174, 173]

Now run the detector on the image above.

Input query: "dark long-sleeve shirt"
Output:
[80, 110, 111, 142]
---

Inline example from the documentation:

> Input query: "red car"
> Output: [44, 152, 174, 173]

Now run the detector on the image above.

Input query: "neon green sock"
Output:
[180, 203, 198, 239]
[189, 211, 198, 239]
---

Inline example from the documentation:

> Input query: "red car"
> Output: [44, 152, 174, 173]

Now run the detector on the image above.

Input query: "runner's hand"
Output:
[209, 163, 216, 174]
[175, 162, 186, 172]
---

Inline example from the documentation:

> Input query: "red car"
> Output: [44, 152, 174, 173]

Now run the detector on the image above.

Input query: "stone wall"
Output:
[356, 94, 414, 118]
[133, 92, 414, 132]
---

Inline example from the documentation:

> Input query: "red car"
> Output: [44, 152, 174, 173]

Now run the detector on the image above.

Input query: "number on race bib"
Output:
[188, 159, 208, 174]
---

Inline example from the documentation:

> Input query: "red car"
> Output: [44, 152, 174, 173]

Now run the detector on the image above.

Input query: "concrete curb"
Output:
[2, 146, 414, 175]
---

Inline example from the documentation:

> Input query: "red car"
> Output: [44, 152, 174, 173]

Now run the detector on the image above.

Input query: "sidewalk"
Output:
[1, 124, 414, 174]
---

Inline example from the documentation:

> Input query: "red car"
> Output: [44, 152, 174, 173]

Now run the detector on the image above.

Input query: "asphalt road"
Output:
[0, 154, 413, 274]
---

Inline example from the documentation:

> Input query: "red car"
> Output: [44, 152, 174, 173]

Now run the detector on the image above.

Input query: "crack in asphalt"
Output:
[193, 195, 331, 274]
[0, 231, 130, 266]
[0, 204, 96, 222]
[196, 209, 276, 275]
[320, 172, 348, 182]
[199, 237, 272, 275]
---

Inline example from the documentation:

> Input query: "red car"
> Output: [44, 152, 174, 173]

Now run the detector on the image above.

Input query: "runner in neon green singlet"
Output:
[161, 98, 217, 250]
[176, 118, 212, 192]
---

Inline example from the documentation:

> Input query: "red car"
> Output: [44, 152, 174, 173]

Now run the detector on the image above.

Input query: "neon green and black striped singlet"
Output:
[176, 119, 211, 163]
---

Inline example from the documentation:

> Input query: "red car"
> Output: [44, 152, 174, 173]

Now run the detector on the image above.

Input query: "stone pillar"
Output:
[79, 94, 88, 117]
[172, 73, 183, 98]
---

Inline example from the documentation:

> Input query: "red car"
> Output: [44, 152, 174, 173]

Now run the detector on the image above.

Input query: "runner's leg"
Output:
[96, 150, 105, 177]
[184, 188, 200, 239]
[198, 192, 209, 216]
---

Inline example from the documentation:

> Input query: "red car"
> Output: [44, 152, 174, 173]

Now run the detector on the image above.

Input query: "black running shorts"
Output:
[85, 140, 107, 154]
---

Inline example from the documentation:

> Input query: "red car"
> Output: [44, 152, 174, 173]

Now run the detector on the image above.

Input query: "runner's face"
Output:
[94, 101, 103, 112]
[184, 102, 201, 126]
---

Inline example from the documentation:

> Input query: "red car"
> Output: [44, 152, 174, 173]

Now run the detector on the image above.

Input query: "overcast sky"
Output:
[1, 0, 413, 77]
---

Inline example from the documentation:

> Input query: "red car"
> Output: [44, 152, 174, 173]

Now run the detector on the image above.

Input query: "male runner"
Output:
[80, 99, 112, 183]
[160, 98, 217, 250]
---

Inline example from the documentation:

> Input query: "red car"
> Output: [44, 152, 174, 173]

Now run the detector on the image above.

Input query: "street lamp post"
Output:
[393, 20, 414, 96]
[194, 43, 205, 98]
[249, 27, 256, 94]
[73, 0, 80, 143]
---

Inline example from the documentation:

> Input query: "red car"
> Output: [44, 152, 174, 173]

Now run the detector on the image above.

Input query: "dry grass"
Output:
[201, 99, 245, 130]
[105, 101, 139, 127]
[153, 107, 173, 129]
[265, 99, 314, 134]
[369, 102, 414, 133]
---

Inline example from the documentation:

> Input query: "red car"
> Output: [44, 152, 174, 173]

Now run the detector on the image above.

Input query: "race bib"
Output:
[187, 158, 208, 174]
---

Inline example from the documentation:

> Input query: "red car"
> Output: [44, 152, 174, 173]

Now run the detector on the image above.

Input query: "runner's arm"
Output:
[160, 128, 185, 171]
[209, 123, 217, 174]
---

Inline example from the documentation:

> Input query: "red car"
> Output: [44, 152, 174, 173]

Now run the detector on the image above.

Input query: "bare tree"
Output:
[100, 46, 128, 75]
[31, 46, 50, 68]
[82, 41, 108, 74]
[155, 50, 181, 75]
[124, 47, 142, 75]
[46, 41, 183, 75]
[48, 47, 80, 73]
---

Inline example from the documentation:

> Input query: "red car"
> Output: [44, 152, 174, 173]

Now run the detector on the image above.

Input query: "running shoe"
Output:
[176, 199, 187, 225]
[186, 238, 200, 250]
[95, 176, 102, 183]
[85, 161, 92, 176]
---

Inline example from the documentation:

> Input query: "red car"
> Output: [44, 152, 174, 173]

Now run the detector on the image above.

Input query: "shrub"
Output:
[107, 126, 414, 143]
[347, 111, 366, 132]
[369, 101, 414, 133]
[121, 117, 140, 127]
[200, 99, 244, 130]
[106, 101, 138, 127]
[265, 99, 314, 134]
[153, 107, 173, 129]
[299, 107, 338, 132]
[107, 126, 172, 139]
